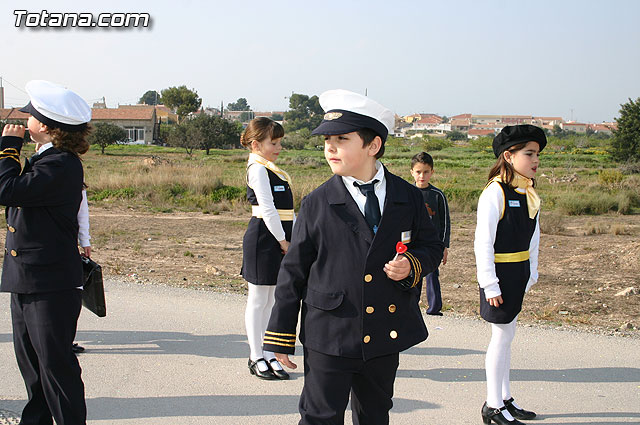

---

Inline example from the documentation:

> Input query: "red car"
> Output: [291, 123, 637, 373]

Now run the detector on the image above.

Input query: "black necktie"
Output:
[354, 180, 381, 233]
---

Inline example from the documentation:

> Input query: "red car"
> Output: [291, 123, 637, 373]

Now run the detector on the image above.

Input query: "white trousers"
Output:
[245, 283, 276, 362]
[485, 316, 518, 409]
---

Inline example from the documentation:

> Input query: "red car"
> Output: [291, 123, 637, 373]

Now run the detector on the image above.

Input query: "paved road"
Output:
[1, 280, 639, 424]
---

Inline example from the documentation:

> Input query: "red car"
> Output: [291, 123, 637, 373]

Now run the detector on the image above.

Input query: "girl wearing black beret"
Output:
[475, 125, 546, 424]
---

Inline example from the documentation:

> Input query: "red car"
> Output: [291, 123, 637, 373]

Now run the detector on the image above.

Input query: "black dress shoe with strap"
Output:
[504, 397, 536, 420]
[268, 359, 290, 380]
[248, 358, 277, 380]
[481, 402, 525, 425]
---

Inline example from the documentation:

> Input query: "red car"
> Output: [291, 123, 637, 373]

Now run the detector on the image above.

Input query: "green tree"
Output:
[283, 93, 323, 132]
[188, 114, 241, 154]
[553, 124, 564, 138]
[271, 113, 283, 121]
[447, 130, 467, 141]
[160, 86, 202, 122]
[88, 122, 127, 154]
[239, 111, 254, 122]
[139, 90, 160, 105]
[227, 98, 250, 111]
[612, 97, 640, 161]
[165, 121, 199, 156]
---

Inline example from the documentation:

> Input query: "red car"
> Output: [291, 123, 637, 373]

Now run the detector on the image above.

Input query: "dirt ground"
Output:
[4, 208, 638, 336]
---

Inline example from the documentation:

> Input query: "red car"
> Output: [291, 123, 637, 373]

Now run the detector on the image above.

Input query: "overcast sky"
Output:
[1, 0, 639, 123]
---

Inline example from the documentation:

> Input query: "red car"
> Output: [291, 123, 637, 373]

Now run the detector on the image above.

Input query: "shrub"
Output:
[421, 137, 452, 151]
[540, 211, 566, 235]
[470, 137, 492, 152]
[210, 185, 245, 202]
[90, 187, 136, 201]
[619, 161, 640, 175]
[557, 191, 637, 215]
[598, 169, 625, 188]
[443, 187, 483, 212]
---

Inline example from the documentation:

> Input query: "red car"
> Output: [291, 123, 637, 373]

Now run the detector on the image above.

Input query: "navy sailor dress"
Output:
[241, 165, 293, 285]
[479, 181, 537, 324]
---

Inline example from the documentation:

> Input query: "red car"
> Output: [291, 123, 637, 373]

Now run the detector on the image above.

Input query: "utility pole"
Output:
[0, 77, 4, 109]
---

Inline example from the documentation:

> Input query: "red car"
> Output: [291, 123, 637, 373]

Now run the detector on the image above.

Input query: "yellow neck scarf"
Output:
[248, 153, 292, 184]
[490, 173, 540, 219]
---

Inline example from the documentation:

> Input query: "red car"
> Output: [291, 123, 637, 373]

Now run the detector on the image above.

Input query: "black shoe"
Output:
[72, 343, 85, 353]
[427, 311, 443, 316]
[482, 402, 525, 425]
[248, 358, 277, 380]
[504, 397, 536, 420]
[268, 359, 290, 380]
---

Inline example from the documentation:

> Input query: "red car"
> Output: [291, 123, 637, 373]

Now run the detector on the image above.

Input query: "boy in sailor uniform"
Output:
[0, 80, 91, 425]
[263, 89, 443, 425]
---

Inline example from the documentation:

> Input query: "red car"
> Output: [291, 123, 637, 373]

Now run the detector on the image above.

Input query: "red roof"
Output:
[451, 113, 471, 119]
[588, 124, 615, 132]
[468, 129, 495, 136]
[451, 118, 470, 126]
[0, 108, 29, 120]
[91, 106, 155, 121]
[416, 114, 443, 124]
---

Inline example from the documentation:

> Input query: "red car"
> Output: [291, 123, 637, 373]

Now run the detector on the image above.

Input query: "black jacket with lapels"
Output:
[263, 167, 444, 360]
[0, 135, 84, 294]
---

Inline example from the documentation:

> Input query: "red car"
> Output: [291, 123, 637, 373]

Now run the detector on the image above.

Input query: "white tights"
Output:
[485, 316, 518, 414]
[245, 283, 276, 363]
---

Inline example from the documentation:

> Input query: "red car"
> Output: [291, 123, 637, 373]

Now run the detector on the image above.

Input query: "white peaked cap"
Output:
[318, 89, 394, 134]
[22, 80, 91, 126]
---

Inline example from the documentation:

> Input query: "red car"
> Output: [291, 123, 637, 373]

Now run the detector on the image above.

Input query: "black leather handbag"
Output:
[81, 256, 106, 317]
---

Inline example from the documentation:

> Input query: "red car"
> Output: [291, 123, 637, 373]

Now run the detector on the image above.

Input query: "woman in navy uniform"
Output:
[263, 90, 444, 425]
[475, 125, 545, 425]
[240, 117, 294, 380]
[0, 80, 91, 425]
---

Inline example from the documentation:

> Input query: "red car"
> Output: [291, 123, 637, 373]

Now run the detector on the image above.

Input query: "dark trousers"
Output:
[11, 290, 86, 425]
[299, 347, 399, 425]
[425, 268, 443, 315]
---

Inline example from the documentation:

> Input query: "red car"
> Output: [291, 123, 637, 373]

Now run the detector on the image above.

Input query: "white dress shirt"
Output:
[77, 190, 90, 247]
[474, 181, 540, 299]
[341, 160, 387, 217]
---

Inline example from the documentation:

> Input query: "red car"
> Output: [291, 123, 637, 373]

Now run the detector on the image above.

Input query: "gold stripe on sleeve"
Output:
[265, 331, 296, 338]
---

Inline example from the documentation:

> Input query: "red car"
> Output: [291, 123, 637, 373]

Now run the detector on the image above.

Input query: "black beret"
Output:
[492, 124, 547, 158]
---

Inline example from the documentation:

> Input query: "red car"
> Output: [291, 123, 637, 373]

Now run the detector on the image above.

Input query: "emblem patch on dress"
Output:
[508, 200, 520, 207]
[401, 231, 411, 243]
[273, 185, 285, 192]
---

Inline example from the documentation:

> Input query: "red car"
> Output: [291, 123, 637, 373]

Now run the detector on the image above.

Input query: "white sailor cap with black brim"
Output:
[19, 80, 91, 132]
[311, 89, 395, 142]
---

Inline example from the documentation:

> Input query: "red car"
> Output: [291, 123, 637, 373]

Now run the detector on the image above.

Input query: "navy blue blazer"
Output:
[264, 167, 444, 360]
[0, 136, 84, 294]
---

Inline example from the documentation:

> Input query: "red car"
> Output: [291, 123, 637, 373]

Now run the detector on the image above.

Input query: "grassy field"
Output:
[62, 138, 640, 217]
[8, 139, 638, 332]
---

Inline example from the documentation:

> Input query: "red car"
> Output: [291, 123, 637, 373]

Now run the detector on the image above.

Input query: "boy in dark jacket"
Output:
[0, 80, 91, 425]
[411, 152, 451, 315]
[264, 89, 443, 425]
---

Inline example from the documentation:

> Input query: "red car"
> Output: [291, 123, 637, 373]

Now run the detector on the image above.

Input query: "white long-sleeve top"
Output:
[78, 189, 90, 247]
[247, 154, 294, 242]
[474, 181, 540, 299]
